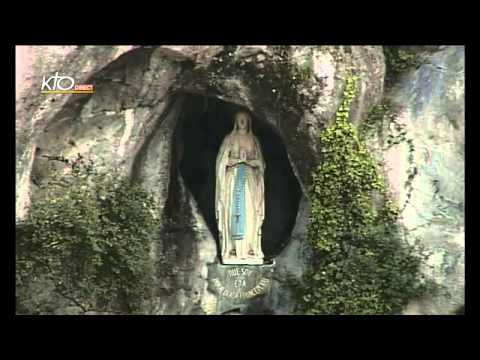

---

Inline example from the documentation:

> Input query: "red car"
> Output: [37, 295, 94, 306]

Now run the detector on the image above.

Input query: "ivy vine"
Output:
[362, 102, 418, 214]
[288, 73, 435, 315]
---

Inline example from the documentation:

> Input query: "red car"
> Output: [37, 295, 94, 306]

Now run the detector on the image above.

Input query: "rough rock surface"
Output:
[383, 46, 465, 314]
[16, 45, 141, 219]
[16, 45, 463, 315]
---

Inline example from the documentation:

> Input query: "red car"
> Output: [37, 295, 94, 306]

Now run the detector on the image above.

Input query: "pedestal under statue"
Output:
[215, 111, 265, 265]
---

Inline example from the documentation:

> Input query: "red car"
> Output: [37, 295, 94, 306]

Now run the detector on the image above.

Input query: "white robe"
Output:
[215, 132, 265, 265]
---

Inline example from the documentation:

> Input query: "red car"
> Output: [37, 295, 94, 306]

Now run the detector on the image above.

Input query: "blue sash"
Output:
[231, 163, 246, 241]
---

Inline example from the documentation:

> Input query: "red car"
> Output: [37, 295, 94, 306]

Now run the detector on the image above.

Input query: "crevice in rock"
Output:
[131, 93, 181, 185]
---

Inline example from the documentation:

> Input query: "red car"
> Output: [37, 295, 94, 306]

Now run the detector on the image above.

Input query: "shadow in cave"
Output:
[174, 93, 302, 259]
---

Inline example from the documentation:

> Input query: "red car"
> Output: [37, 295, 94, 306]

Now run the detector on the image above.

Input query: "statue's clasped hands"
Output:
[227, 151, 260, 168]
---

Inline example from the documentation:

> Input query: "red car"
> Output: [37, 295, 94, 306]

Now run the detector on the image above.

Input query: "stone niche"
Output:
[172, 93, 303, 260]
[169, 93, 303, 314]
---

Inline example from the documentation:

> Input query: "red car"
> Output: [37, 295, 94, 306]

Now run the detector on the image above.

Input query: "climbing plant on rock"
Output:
[16, 154, 159, 314]
[361, 102, 418, 214]
[289, 73, 435, 315]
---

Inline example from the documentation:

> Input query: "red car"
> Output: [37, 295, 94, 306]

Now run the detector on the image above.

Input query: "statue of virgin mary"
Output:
[215, 111, 265, 265]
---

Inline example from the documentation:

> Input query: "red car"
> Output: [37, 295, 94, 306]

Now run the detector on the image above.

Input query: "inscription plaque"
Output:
[207, 261, 275, 314]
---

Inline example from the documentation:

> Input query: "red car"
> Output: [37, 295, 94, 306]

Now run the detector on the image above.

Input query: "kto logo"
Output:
[41, 72, 94, 94]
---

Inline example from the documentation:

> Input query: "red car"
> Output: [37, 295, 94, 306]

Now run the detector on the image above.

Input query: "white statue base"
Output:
[222, 257, 264, 265]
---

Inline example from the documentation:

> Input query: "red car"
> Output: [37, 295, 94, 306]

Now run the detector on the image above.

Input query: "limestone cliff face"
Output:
[383, 46, 465, 314]
[15, 45, 464, 315]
